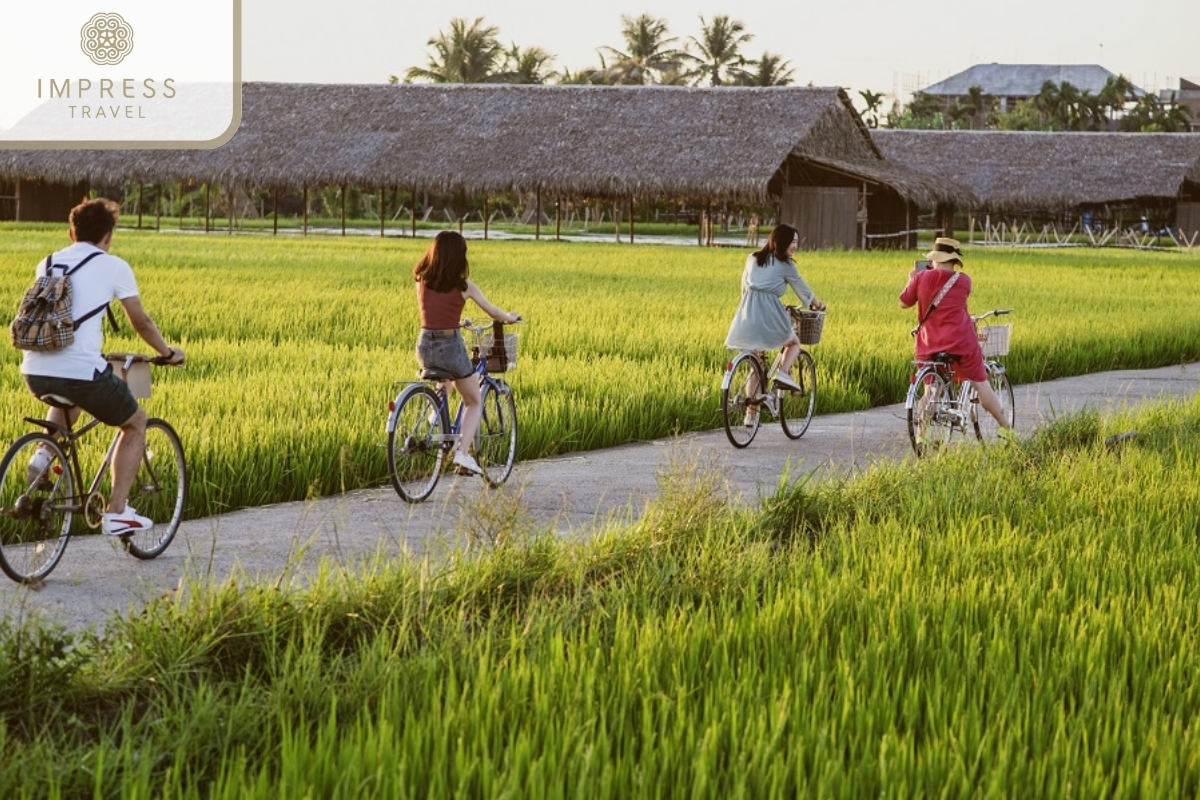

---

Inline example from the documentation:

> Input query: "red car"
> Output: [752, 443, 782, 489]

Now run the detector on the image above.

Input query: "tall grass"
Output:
[1, 225, 1198, 517]
[3, 396, 1200, 796]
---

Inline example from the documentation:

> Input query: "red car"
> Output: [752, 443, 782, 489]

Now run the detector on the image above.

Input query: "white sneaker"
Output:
[452, 451, 483, 476]
[26, 446, 54, 485]
[774, 371, 802, 391]
[102, 505, 154, 536]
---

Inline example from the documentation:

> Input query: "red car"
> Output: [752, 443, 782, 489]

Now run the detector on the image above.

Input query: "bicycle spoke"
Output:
[0, 434, 74, 583]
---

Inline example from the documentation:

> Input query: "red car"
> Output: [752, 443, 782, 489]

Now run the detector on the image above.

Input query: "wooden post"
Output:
[272, 187, 279, 235]
[614, 200, 620, 243]
[457, 190, 464, 234]
[136, 182, 144, 229]
[379, 186, 385, 237]
[411, 185, 417, 238]
[535, 189, 541, 241]
[178, 181, 184, 230]
[629, 196, 634, 244]
[340, 184, 347, 236]
[228, 185, 235, 235]
[555, 197, 561, 241]
[154, 184, 161, 231]
[483, 197, 489, 240]
[302, 186, 308, 237]
[204, 183, 210, 233]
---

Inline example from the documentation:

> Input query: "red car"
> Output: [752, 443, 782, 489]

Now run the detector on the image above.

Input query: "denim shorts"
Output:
[24, 364, 140, 426]
[415, 329, 475, 379]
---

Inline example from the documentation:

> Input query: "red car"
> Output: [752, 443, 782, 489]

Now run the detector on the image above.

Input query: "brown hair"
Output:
[413, 230, 469, 293]
[69, 198, 119, 245]
[752, 224, 799, 266]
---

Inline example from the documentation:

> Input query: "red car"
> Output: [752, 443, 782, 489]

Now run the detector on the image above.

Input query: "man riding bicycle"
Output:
[19, 198, 186, 536]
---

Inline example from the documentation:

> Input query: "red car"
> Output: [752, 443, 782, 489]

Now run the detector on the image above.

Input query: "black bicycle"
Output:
[0, 353, 187, 583]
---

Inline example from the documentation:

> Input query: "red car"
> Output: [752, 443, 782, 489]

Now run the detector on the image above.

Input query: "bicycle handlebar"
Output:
[971, 308, 1013, 323]
[103, 352, 184, 368]
[460, 317, 524, 332]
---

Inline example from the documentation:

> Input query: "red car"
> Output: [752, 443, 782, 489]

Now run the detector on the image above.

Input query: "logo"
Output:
[80, 12, 134, 66]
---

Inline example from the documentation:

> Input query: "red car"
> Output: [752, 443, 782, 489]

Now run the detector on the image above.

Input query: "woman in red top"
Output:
[899, 238, 1015, 439]
[414, 231, 520, 476]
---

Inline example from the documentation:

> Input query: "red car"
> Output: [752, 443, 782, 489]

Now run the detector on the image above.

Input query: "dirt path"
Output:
[4, 363, 1197, 634]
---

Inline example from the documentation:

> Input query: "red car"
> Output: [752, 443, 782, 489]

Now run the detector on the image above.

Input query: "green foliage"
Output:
[5, 396, 1200, 795]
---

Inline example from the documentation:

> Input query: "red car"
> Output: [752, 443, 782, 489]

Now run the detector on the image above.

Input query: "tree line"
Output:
[391, 14, 795, 87]
[395, 15, 1191, 134]
[888, 76, 1192, 133]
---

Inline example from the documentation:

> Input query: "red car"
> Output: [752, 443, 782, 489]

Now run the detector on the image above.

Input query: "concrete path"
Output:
[4, 362, 1197, 634]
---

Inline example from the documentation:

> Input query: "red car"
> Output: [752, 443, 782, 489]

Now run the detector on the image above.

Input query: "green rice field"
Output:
[3, 395, 1200, 796]
[1, 224, 1198, 518]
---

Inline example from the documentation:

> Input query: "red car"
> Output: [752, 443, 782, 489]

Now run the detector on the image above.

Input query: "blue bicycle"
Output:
[386, 319, 520, 503]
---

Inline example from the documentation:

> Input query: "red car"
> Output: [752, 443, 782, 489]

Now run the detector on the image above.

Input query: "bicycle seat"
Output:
[929, 352, 962, 364]
[418, 367, 458, 381]
[38, 393, 77, 409]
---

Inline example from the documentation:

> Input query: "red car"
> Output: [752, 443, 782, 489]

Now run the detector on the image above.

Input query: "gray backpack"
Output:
[10, 252, 113, 352]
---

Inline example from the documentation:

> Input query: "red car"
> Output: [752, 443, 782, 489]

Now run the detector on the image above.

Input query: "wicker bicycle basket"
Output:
[788, 308, 826, 345]
[978, 324, 1012, 357]
[480, 331, 519, 373]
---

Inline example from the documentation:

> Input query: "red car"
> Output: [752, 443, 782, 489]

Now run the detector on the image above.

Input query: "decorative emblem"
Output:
[80, 13, 134, 66]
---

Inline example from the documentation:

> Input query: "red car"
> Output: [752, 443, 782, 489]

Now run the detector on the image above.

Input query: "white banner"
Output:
[0, 0, 240, 148]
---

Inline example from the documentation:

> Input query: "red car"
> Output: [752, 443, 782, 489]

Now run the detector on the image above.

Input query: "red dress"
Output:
[899, 269, 986, 382]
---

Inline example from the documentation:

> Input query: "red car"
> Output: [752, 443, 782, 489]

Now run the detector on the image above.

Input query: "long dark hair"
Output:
[413, 230, 469, 293]
[752, 224, 799, 267]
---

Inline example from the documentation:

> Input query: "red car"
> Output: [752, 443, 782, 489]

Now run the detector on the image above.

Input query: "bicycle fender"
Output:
[720, 368, 735, 391]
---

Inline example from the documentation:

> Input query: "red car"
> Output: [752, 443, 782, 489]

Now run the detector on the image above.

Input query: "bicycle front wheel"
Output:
[972, 364, 1016, 441]
[387, 385, 447, 503]
[476, 381, 517, 488]
[722, 353, 765, 448]
[907, 367, 955, 457]
[0, 433, 74, 583]
[124, 419, 187, 559]
[778, 350, 817, 439]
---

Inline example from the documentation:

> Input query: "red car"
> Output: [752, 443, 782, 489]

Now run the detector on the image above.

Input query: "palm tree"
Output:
[402, 17, 505, 84]
[598, 14, 686, 85]
[731, 52, 795, 87]
[1033, 80, 1061, 127]
[858, 89, 885, 128]
[961, 85, 994, 129]
[683, 15, 753, 86]
[496, 44, 556, 84]
[1098, 74, 1136, 126]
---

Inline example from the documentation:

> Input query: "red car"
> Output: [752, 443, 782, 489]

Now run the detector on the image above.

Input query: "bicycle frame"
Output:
[26, 410, 121, 526]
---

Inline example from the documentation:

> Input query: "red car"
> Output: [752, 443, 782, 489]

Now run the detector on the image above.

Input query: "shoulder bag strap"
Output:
[63, 251, 120, 332]
[910, 272, 961, 338]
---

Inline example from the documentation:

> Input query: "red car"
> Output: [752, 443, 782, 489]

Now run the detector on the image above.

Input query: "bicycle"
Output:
[0, 353, 187, 584]
[905, 309, 1015, 457]
[720, 306, 823, 448]
[386, 319, 521, 503]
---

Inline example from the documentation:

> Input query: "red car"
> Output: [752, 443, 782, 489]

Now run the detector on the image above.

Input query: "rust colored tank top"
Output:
[418, 282, 466, 330]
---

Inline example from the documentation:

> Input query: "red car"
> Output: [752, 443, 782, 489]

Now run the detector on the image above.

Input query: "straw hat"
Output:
[925, 236, 963, 262]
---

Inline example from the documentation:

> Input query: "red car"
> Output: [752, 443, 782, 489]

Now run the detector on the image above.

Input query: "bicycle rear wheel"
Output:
[778, 350, 817, 439]
[722, 354, 766, 448]
[972, 364, 1016, 441]
[388, 385, 447, 503]
[0, 433, 74, 583]
[476, 381, 517, 488]
[124, 419, 187, 559]
[907, 367, 956, 457]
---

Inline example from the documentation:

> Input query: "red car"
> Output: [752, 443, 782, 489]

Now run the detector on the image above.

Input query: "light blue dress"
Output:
[724, 254, 816, 351]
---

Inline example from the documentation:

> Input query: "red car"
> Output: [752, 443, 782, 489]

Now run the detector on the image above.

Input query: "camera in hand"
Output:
[914, 260, 932, 271]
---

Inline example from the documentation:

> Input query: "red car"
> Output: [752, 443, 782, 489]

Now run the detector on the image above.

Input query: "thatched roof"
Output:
[0, 82, 960, 205]
[873, 129, 1200, 212]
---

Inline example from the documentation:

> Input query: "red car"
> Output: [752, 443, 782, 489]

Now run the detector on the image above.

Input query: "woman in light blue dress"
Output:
[724, 224, 825, 395]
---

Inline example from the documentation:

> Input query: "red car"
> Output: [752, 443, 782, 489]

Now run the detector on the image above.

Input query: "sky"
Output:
[242, 0, 1196, 109]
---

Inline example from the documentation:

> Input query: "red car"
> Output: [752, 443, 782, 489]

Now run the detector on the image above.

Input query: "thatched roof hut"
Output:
[872, 129, 1200, 213]
[1, 83, 959, 207]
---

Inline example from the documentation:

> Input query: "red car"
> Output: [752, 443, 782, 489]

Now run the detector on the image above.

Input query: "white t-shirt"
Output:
[20, 241, 139, 381]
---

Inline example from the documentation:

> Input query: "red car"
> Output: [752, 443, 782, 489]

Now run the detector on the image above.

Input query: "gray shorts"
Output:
[416, 329, 475, 379]
[24, 364, 140, 426]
